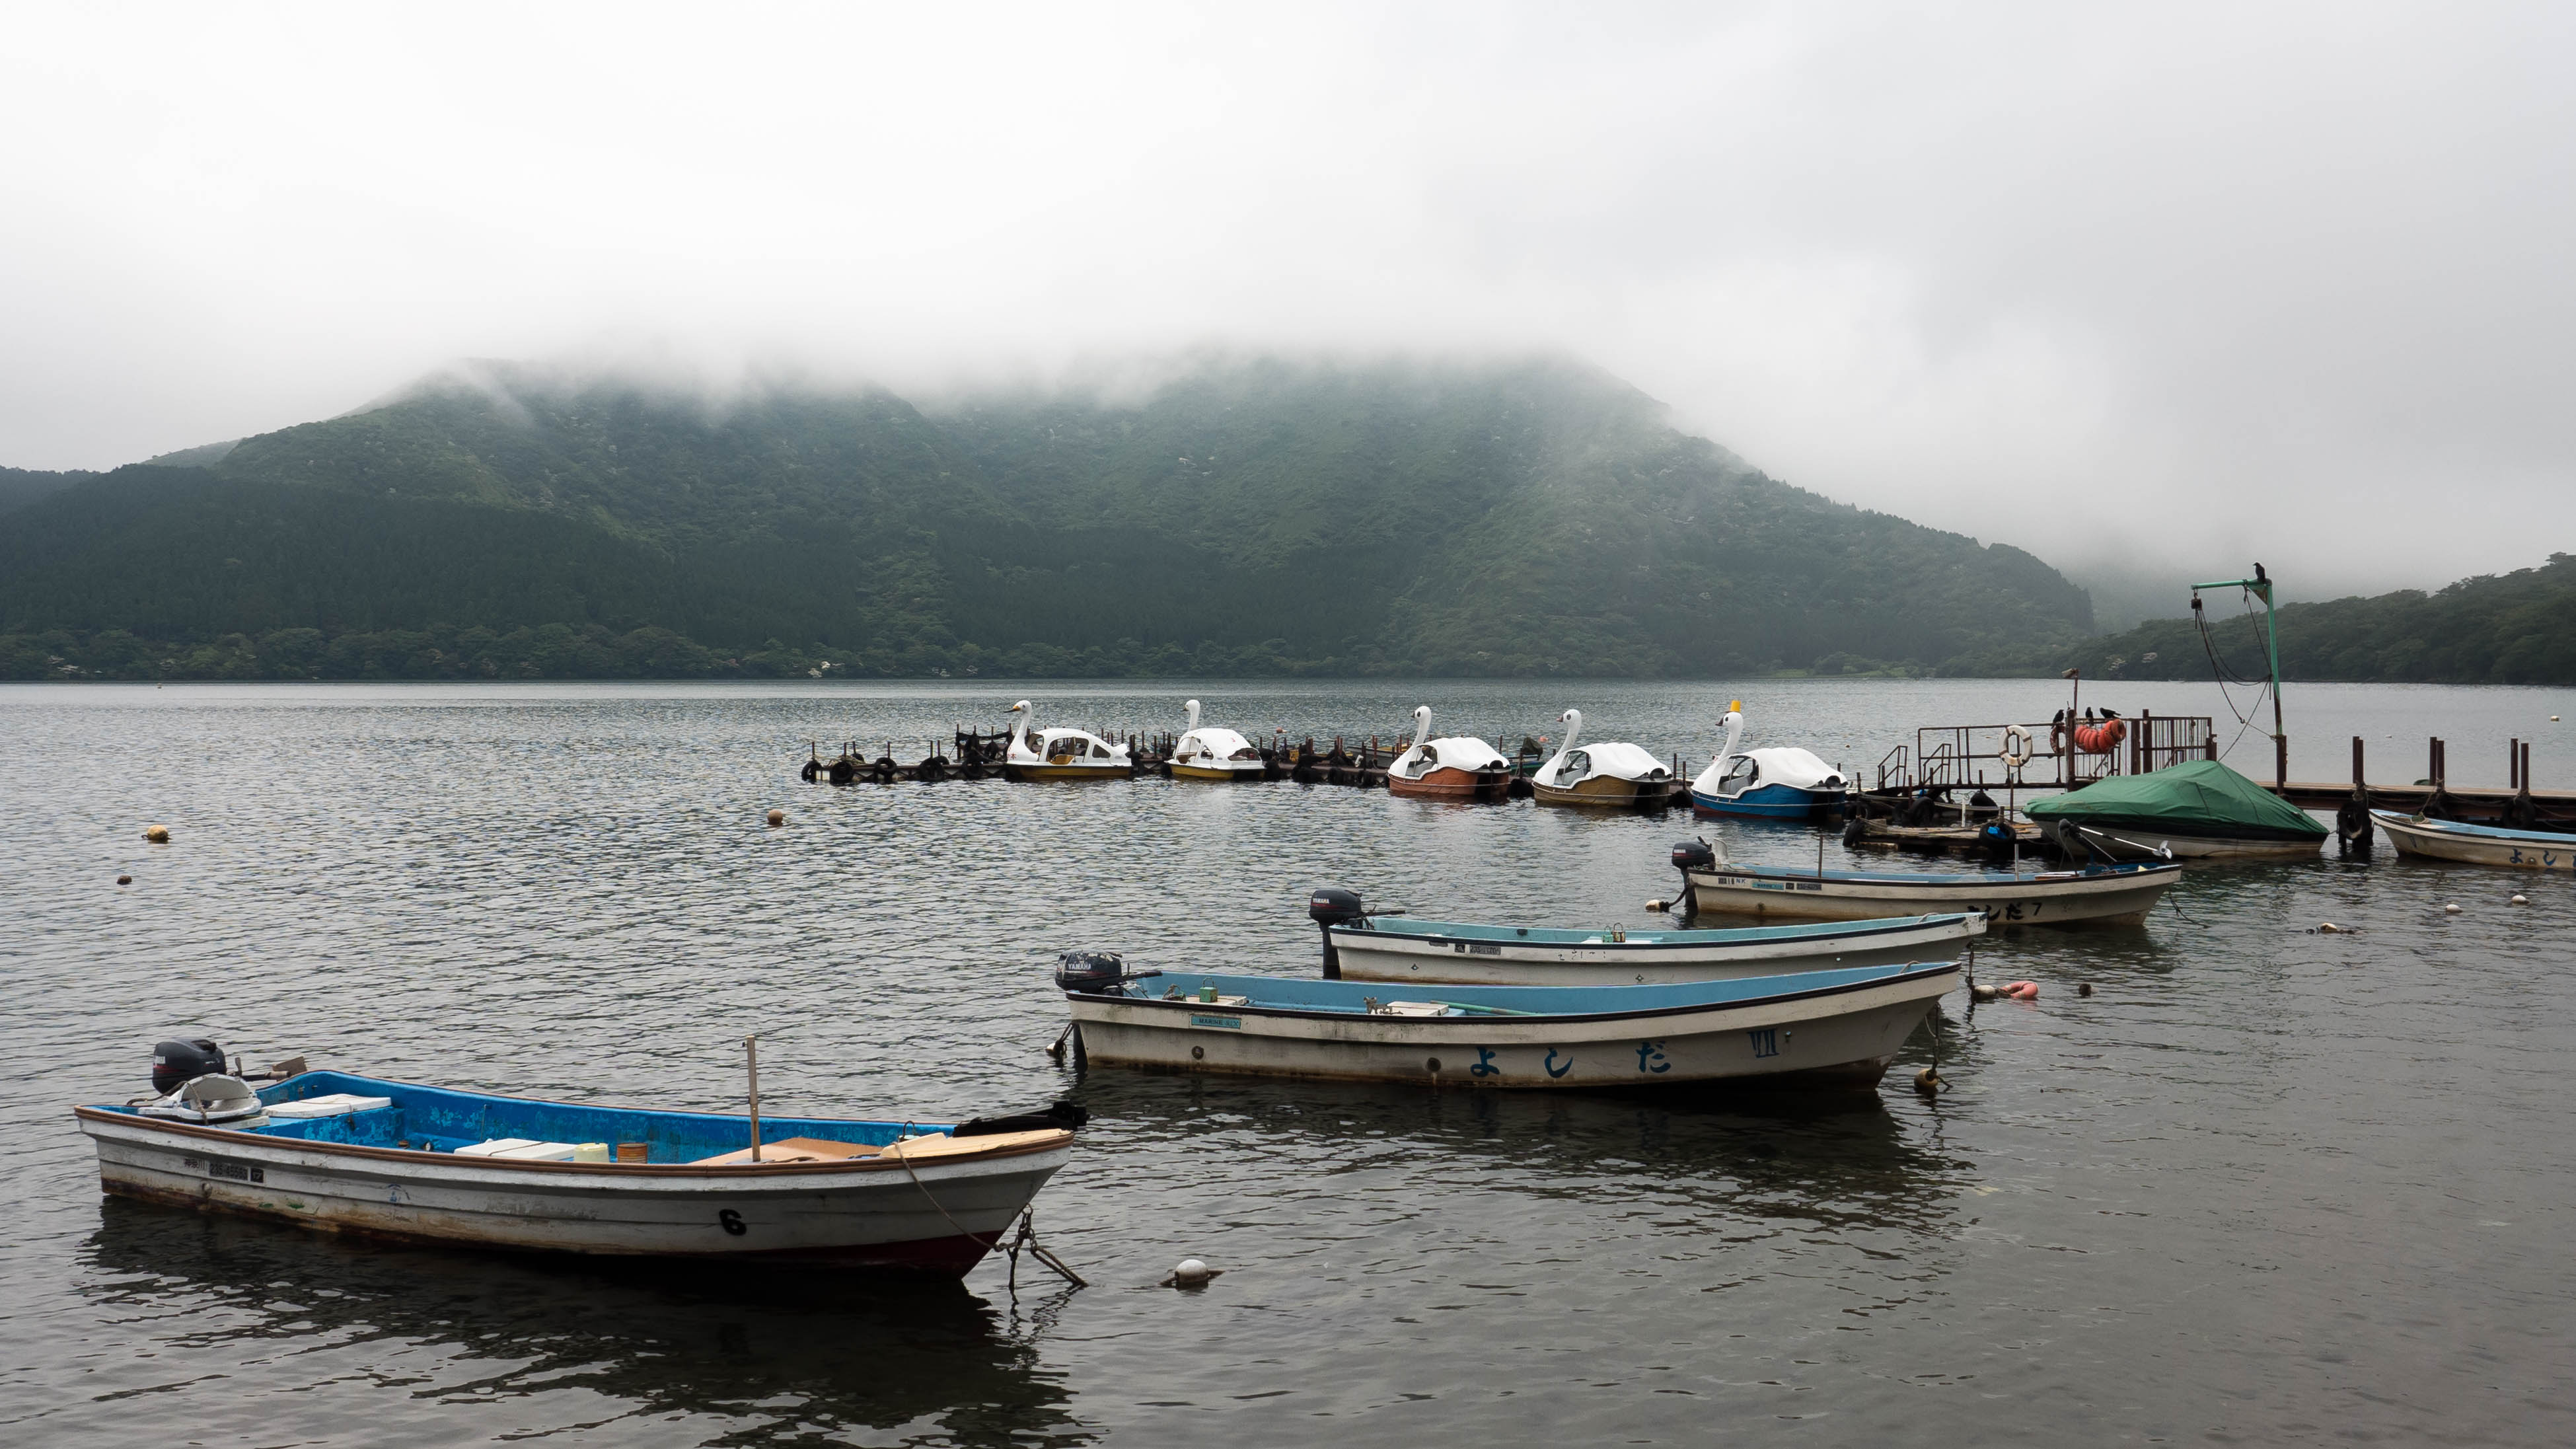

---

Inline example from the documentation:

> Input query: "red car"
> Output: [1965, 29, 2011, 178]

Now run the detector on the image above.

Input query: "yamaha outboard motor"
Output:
[152, 1039, 225, 1096]
[1053, 951, 1132, 994]
[1668, 840, 1716, 916]
[1308, 887, 1368, 979]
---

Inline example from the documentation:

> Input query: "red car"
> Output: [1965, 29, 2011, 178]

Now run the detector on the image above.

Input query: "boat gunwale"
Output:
[1332, 912, 1979, 949]
[72, 1073, 1075, 1179]
[1068, 960, 1960, 1028]
[1690, 861, 2182, 889]
[2369, 809, 2576, 844]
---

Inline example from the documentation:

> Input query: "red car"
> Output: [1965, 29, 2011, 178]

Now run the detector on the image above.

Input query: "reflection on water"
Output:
[79, 1199, 1088, 1447]
[7, 679, 2575, 1447]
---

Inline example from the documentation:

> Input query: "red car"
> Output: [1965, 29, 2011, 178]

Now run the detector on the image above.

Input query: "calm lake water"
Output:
[3, 678, 2571, 1447]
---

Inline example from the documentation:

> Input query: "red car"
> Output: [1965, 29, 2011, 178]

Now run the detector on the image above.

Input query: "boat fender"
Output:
[1999, 725, 2035, 768]
[1645, 898, 1668, 912]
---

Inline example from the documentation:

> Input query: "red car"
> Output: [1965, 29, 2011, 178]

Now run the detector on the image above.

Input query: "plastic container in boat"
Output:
[267, 1094, 394, 1119]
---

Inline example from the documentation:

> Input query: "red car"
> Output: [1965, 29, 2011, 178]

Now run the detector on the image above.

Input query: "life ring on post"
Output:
[1999, 724, 2035, 770]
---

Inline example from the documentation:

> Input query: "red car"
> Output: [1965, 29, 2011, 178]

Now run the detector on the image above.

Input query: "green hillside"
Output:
[1, 357, 2098, 681]
[2067, 555, 2576, 685]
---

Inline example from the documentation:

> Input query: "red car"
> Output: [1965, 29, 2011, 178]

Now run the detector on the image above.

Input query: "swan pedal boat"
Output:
[1171, 698, 1267, 782]
[1531, 708, 1673, 808]
[1004, 700, 1134, 782]
[73, 1070, 1075, 1273]
[1324, 911, 1987, 985]
[1684, 859, 2180, 926]
[1689, 703, 1848, 819]
[1064, 963, 1958, 1089]
[2372, 811, 2576, 872]
[1387, 704, 1513, 801]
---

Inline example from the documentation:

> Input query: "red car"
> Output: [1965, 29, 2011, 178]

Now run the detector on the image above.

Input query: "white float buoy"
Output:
[1644, 898, 1668, 912]
[142, 824, 170, 843]
[2317, 922, 2342, 934]
[2511, 894, 2529, 906]
[2444, 903, 2462, 914]
[1166, 1257, 1220, 1287]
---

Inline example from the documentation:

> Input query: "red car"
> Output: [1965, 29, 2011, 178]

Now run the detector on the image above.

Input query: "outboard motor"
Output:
[152, 1039, 225, 1096]
[1052, 951, 1132, 994]
[1308, 887, 1368, 979]
[1668, 839, 1717, 916]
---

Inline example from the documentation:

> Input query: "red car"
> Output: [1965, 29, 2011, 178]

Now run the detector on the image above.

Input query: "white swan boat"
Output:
[1306, 887, 1985, 985]
[1003, 700, 1134, 781]
[1386, 705, 1512, 801]
[1531, 708, 1673, 807]
[1060, 960, 1958, 1089]
[1689, 702, 1847, 818]
[1171, 699, 1267, 782]
[75, 1062, 1078, 1274]
[2373, 811, 2576, 872]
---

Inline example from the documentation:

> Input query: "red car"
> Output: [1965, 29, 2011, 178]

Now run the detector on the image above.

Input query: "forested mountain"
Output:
[1, 357, 2098, 681]
[2068, 555, 2576, 685]
[1, 466, 91, 517]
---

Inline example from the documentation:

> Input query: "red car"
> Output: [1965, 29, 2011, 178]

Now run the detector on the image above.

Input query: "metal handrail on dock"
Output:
[1874, 714, 2216, 794]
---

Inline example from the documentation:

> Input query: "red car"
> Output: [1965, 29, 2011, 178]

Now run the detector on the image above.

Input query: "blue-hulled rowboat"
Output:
[74, 1069, 1076, 1273]
[1060, 961, 1958, 1089]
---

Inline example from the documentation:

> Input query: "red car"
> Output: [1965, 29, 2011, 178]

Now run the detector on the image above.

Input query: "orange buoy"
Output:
[2071, 718, 2127, 754]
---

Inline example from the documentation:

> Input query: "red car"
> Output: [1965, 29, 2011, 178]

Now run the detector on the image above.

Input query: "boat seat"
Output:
[455, 1139, 581, 1160]
[688, 1136, 883, 1166]
[1378, 1001, 1455, 1017]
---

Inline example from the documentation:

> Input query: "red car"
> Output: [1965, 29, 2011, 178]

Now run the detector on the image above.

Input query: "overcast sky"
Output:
[3, 3, 2569, 601]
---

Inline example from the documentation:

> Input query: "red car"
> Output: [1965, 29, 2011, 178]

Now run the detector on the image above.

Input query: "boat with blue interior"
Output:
[2373, 810, 2576, 872]
[1056, 953, 1956, 1089]
[1689, 702, 1847, 818]
[1306, 886, 1983, 985]
[1672, 838, 2180, 926]
[75, 1045, 1080, 1274]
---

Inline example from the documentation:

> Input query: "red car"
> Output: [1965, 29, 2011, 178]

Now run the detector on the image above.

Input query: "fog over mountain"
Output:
[3, 3, 2569, 603]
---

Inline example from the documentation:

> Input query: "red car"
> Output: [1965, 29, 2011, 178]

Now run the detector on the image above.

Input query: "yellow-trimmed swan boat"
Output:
[1171, 699, 1267, 782]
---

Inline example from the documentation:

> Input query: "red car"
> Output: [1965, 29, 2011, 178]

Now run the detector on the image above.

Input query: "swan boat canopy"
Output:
[1004, 700, 1134, 782]
[1387, 706, 1513, 800]
[1690, 702, 1846, 818]
[74, 1066, 1077, 1273]
[1171, 699, 1266, 782]
[1532, 708, 1672, 807]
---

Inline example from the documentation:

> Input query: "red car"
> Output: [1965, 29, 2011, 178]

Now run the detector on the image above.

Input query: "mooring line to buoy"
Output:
[899, 1121, 1087, 1290]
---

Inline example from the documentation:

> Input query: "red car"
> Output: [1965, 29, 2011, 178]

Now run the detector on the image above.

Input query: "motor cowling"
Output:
[1670, 840, 1716, 873]
[1053, 951, 1130, 994]
[1308, 887, 1367, 928]
[152, 1038, 225, 1095]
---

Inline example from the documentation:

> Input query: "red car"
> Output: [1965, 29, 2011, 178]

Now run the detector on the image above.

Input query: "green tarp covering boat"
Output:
[2026, 760, 2328, 846]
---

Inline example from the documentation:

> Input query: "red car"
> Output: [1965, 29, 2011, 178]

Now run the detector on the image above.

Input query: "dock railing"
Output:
[1874, 714, 2215, 793]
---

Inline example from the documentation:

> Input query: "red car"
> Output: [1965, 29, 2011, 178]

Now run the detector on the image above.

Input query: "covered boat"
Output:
[2024, 760, 2326, 860]
[2372, 811, 2576, 872]
[1171, 699, 1267, 782]
[1674, 838, 2178, 926]
[1003, 700, 1134, 781]
[1531, 708, 1673, 808]
[1689, 702, 1846, 818]
[1386, 705, 1512, 801]
[1059, 959, 1958, 1089]
[1306, 887, 1985, 985]
[75, 1061, 1078, 1274]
